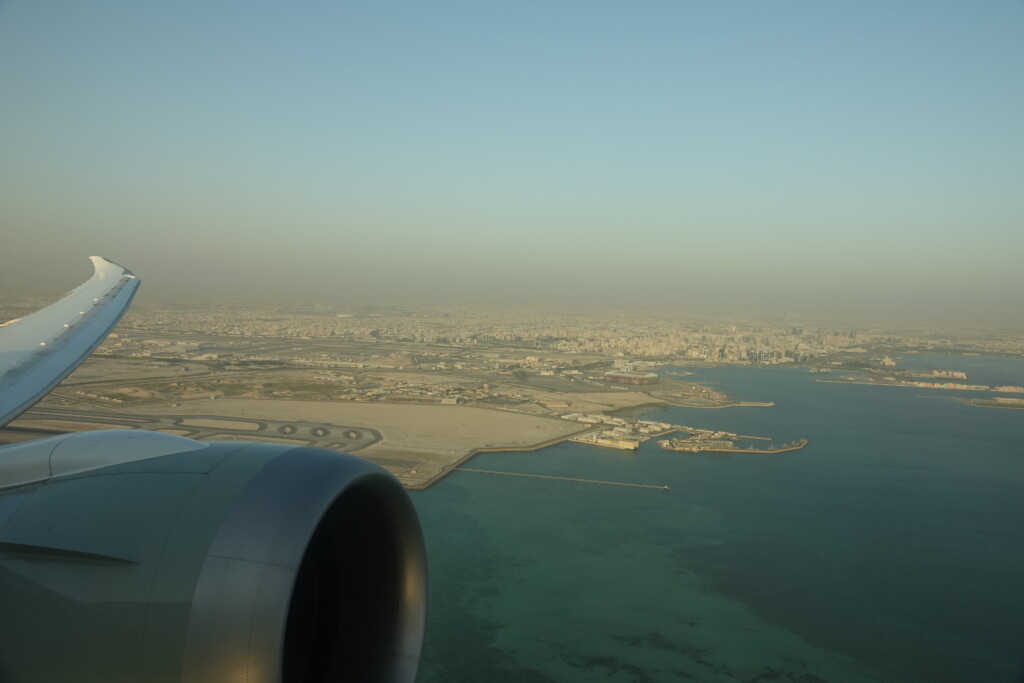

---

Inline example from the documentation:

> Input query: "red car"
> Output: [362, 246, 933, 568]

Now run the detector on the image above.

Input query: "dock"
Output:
[455, 467, 670, 490]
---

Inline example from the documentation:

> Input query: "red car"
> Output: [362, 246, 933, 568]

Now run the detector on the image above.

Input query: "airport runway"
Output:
[6, 406, 381, 453]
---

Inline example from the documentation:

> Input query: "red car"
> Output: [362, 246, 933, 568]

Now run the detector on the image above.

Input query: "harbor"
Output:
[560, 411, 807, 455]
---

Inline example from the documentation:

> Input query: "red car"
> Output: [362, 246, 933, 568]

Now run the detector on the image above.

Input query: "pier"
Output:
[455, 467, 670, 490]
[659, 438, 808, 454]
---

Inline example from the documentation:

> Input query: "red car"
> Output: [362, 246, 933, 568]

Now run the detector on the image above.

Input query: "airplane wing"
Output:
[0, 256, 139, 428]
[0, 257, 427, 682]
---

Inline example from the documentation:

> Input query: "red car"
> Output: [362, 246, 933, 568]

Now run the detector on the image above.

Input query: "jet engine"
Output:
[0, 430, 427, 683]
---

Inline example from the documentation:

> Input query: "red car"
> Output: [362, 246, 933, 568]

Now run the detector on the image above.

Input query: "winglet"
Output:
[0, 257, 140, 428]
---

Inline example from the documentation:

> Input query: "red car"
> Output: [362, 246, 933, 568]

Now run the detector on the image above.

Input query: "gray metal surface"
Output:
[0, 256, 139, 427]
[0, 437, 427, 682]
[0, 430, 208, 489]
[183, 445, 427, 683]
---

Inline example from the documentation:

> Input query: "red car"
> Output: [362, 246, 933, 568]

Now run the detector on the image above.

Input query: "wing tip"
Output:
[88, 255, 136, 278]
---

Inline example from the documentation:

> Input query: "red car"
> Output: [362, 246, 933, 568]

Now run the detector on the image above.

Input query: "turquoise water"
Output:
[411, 357, 1024, 682]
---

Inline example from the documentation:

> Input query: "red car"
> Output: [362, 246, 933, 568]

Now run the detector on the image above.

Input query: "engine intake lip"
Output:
[182, 446, 426, 683]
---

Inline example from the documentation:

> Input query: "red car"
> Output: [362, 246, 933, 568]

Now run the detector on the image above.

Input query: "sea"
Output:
[411, 355, 1024, 683]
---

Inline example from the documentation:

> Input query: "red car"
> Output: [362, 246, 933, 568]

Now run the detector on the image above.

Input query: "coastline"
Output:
[404, 425, 595, 490]
[657, 400, 775, 409]
[11, 364, 789, 490]
[948, 396, 1024, 411]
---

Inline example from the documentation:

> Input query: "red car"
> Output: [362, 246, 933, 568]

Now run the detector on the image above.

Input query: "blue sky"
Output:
[1, 1, 1021, 322]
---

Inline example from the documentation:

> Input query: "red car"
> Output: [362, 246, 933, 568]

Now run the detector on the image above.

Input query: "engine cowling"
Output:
[0, 430, 426, 683]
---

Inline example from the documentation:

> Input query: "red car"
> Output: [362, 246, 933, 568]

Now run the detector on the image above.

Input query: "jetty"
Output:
[455, 467, 670, 490]
[659, 438, 808, 455]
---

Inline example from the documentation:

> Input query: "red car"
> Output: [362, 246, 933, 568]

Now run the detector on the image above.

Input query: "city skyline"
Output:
[1, 1, 1022, 324]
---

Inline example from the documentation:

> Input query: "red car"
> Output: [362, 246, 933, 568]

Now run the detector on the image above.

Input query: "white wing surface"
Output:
[0, 256, 139, 427]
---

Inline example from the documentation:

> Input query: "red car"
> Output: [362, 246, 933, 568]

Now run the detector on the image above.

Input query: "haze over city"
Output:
[1, 1, 1021, 323]
[2, 6, 1024, 680]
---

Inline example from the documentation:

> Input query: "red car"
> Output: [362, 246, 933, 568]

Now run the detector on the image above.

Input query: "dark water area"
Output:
[412, 356, 1024, 682]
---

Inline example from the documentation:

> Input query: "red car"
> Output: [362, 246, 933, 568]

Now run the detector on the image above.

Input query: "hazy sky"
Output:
[1, 1, 1021, 323]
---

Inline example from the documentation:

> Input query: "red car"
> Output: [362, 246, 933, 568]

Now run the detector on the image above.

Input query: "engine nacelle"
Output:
[0, 430, 426, 683]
